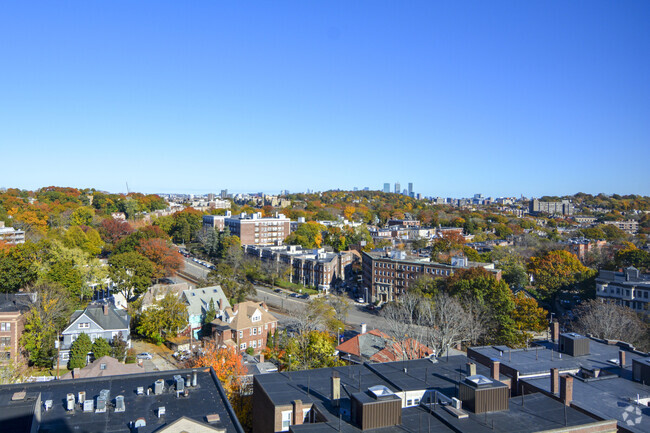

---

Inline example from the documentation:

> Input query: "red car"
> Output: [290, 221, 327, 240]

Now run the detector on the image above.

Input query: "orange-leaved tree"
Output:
[188, 341, 247, 397]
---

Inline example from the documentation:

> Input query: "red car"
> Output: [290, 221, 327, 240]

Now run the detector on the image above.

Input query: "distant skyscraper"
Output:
[383, 183, 390, 193]
[220, 189, 228, 199]
[408, 183, 413, 197]
[363, 187, 369, 191]
[353, 187, 358, 191]
[394, 182, 400, 194]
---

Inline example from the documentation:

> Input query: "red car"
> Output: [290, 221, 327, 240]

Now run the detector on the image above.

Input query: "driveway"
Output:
[132, 340, 180, 372]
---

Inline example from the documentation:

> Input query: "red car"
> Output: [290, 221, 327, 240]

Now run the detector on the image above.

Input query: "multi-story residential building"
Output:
[0, 367, 244, 433]
[573, 216, 597, 225]
[202, 213, 227, 231]
[59, 303, 131, 364]
[252, 355, 617, 433]
[561, 238, 606, 261]
[595, 267, 650, 315]
[0, 221, 25, 244]
[225, 212, 291, 246]
[244, 245, 358, 293]
[386, 218, 420, 228]
[182, 286, 231, 339]
[210, 301, 277, 354]
[362, 251, 501, 303]
[469, 333, 649, 433]
[383, 183, 390, 193]
[604, 220, 639, 233]
[0, 293, 33, 363]
[529, 199, 574, 215]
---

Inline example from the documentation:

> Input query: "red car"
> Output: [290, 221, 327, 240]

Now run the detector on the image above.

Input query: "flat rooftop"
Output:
[522, 374, 650, 433]
[0, 367, 243, 433]
[469, 338, 649, 377]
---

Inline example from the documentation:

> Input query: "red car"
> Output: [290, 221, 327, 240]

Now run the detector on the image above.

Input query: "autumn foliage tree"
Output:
[527, 250, 596, 301]
[137, 238, 184, 280]
[188, 341, 247, 397]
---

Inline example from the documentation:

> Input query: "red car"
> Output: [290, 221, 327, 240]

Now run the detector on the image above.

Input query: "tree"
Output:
[573, 300, 648, 350]
[204, 298, 217, 324]
[136, 294, 187, 343]
[285, 222, 325, 249]
[512, 292, 548, 347]
[188, 341, 247, 397]
[70, 206, 95, 226]
[99, 218, 134, 246]
[108, 251, 155, 301]
[527, 250, 596, 301]
[91, 337, 111, 358]
[111, 332, 128, 361]
[419, 292, 469, 357]
[21, 283, 73, 367]
[137, 238, 184, 280]
[381, 292, 427, 360]
[0, 243, 39, 292]
[68, 333, 92, 369]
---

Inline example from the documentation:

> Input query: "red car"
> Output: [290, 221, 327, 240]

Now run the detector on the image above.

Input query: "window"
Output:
[252, 340, 257, 348]
[407, 399, 413, 406]
[0, 337, 10, 347]
[239, 331, 243, 339]
[0, 323, 10, 332]
[281, 410, 292, 431]
[414, 398, 420, 405]
[240, 343, 247, 350]
[78, 322, 90, 329]
[252, 327, 257, 336]
[100, 363, 107, 370]
[61, 352, 69, 360]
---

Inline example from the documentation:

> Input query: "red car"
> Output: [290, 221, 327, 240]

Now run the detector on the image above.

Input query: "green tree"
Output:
[204, 298, 217, 324]
[527, 250, 596, 301]
[285, 222, 325, 249]
[111, 332, 128, 361]
[136, 294, 187, 343]
[91, 337, 111, 358]
[70, 206, 95, 226]
[108, 251, 155, 301]
[68, 333, 92, 369]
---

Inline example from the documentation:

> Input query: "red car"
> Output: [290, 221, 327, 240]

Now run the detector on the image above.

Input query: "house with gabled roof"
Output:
[209, 301, 277, 353]
[181, 286, 230, 339]
[58, 303, 130, 364]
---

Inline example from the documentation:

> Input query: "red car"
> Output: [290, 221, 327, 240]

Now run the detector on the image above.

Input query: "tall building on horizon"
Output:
[408, 182, 413, 197]
[383, 183, 390, 193]
[394, 182, 400, 194]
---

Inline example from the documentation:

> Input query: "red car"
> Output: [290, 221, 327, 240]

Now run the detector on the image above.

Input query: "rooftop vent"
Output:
[83, 400, 94, 412]
[134, 418, 146, 428]
[44, 400, 53, 411]
[368, 385, 394, 399]
[66, 393, 75, 411]
[78, 391, 85, 404]
[158, 406, 166, 418]
[459, 375, 509, 414]
[12, 391, 26, 401]
[206, 414, 221, 423]
[559, 333, 590, 357]
[136, 386, 144, 395]
[115, 395, 125, 412]
[154, 379, 164, 395]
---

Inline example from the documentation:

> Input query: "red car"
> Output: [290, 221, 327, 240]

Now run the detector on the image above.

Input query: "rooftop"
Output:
[0, 368, 243, 433]
[469, 338, 649, 377]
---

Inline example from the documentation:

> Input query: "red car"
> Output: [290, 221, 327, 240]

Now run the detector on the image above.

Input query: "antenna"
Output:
[126, 182, 130, 194]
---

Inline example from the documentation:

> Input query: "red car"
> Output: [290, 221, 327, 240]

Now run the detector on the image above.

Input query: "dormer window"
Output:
[78, 322, 90, 329]
[251, 312, 261, 322]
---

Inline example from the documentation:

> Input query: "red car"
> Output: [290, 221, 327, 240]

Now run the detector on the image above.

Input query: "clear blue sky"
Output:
[1, 1, 649, 198]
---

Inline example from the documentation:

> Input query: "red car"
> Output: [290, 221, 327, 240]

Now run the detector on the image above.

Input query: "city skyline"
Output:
[1, 2, 649, 197]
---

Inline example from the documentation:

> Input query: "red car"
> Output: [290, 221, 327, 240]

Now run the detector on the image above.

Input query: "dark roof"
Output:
[522, 374, 650, 433]
[469, 338, 649, 377]
[0, 293, 34, 313]
[256, 358, 611, 433]
[0, 368, 244, 433]
[68, 304, 129, 331]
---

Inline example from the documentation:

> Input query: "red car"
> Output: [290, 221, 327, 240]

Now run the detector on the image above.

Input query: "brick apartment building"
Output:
[604, 220, 639, 234]
[362, 251, 501, 303]
[562, 238, 606, 261]
[0, 293, 34, 363]
[210, 301, 278, 353]
[244, 244, 359, 293]
[226, 212, 291, 246]
[529, 199, 574, 215]
[202, 214, 226, 232]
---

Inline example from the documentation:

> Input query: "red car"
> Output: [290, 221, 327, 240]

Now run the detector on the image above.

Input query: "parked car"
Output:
[136, 352, 153, 360]
[356, 297, 364, 303]
[290, 293, 300, 298]
[274, 288, 282, 293]
[300, 293, 310, 299]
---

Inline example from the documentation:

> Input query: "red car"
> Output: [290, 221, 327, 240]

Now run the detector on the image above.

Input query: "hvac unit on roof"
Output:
[83, 399, 94, 412]
[115, 395, 125, 412]
[66, 393, 75, 411]
[44, 400, 53, 411]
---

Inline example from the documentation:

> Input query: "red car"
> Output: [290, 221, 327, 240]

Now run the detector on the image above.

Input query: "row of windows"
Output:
[0, 337, 11, 347]
[238, 323, 275, 339]
[239, 339, 264, 350]
[600, 286, 649, 299]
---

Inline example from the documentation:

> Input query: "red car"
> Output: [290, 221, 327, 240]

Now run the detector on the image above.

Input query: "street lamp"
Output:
[338, 327, 342, 344]
[288, 354, 292, 371]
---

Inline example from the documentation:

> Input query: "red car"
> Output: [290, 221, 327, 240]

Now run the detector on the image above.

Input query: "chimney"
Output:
[233, 305, 238, 313]
[331, 375, 340, 407]
[619, 350, 626, 368]
[551, 320, 559, 342]
[466, 362, 476, 377]
[491, 360, 500, 381]
[103, 304, 109, 316]
[259, 353, 264, 363]
[560, 375, 573, 406]
[73, 368, 80, 379]
[550, 368, 559, 394]
[292, 400, 303, 425]
[360, 323, 367, 334]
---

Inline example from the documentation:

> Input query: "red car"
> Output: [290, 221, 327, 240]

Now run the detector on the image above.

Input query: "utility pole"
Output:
[55, 332, 61, 379]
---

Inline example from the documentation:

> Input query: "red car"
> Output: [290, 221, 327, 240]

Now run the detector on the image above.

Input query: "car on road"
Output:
[290, 293, 300, 298]
[136, 352, 153, 360]
[274, 288, 282, 293]
[301, 293, 310, 299]
[356, 297, 364, 303]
